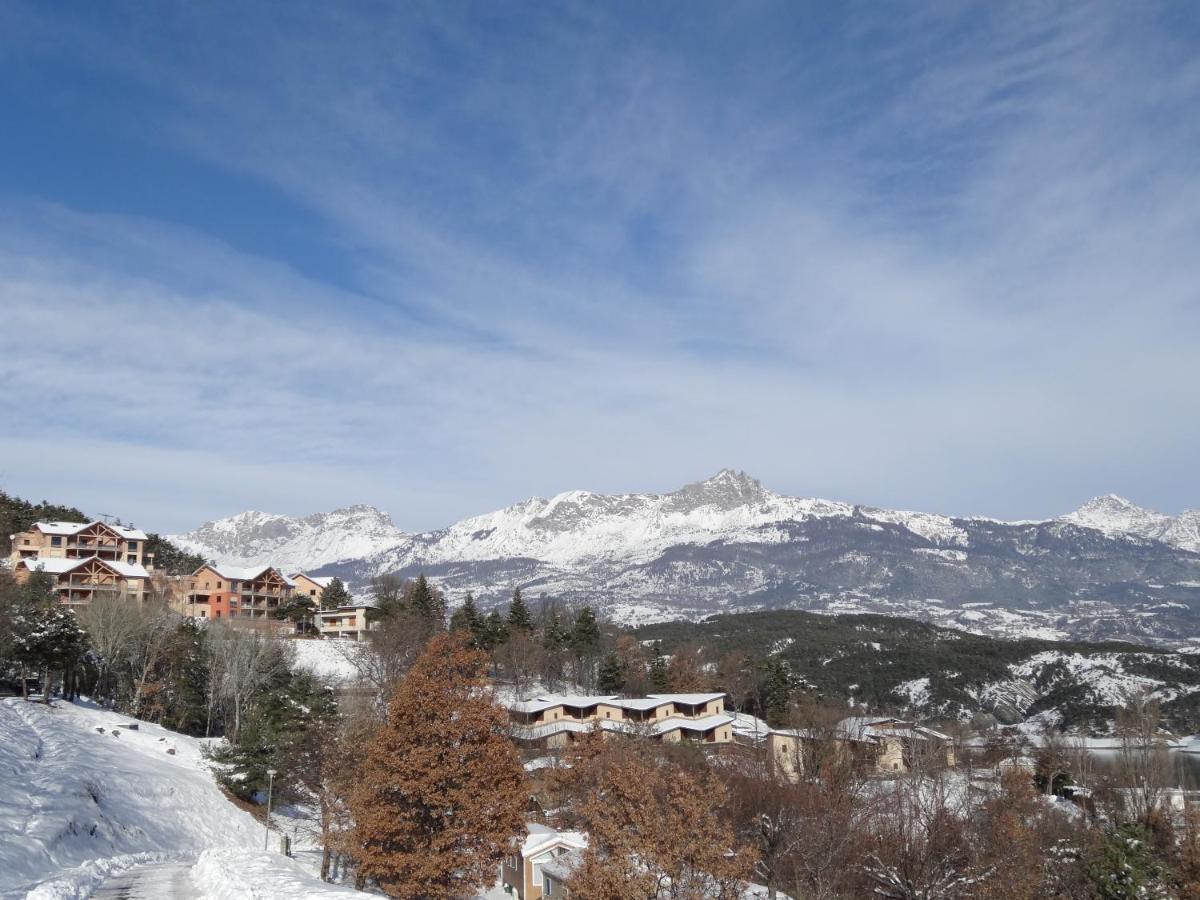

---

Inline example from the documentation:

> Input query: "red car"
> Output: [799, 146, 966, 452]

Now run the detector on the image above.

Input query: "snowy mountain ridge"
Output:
[174, 471, 1199, 570]
[171, 472, 1200, 643]
[171, 503, 406, 573]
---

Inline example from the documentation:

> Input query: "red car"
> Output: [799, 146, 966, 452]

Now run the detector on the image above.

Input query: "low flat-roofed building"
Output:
[316, 604, 374, 640]
[506, 692, 733, 749]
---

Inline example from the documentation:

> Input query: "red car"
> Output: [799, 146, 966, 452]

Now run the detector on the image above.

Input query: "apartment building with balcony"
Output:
[13, 555, 150, 606]
[506, 692, 733, 749]
[180, 563, 293, 621]
[7, 520, 152, 607]
[8, 520, 150, 568]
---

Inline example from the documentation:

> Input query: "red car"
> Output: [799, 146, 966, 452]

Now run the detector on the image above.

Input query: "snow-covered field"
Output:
[290, 639, 363, 683]
[0, 698, 353, 899]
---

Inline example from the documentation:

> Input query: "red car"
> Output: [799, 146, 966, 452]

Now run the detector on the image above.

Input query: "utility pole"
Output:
[264, 768, 277, 850]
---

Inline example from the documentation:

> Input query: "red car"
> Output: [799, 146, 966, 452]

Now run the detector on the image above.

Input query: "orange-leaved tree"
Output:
[348, 633, 527, 898]
[565, 740, 755, 899]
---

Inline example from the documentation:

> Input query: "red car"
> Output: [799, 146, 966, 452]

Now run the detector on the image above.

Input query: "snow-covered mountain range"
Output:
[172, 470, 1200, 642]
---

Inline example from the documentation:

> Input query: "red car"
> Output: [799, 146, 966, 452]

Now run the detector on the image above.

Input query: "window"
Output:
[127, 555, 136, 565]
[22, 538, 30, 545]
[310, 589, 317, 596]
[126, 541, 138, 552]
[51, 536, 62, 547]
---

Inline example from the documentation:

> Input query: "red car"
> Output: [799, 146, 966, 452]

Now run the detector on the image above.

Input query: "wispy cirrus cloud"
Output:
[0, 2, 1197, 530]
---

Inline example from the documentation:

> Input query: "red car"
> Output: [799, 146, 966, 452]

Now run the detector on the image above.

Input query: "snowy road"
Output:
[90, 860, 199, 899]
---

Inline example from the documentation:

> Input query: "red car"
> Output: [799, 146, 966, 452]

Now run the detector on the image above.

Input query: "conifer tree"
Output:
[406, 574, 444, 632]
[570, 606, 600, 656]
[541, 607, 568, 652]
[649, 643, 670, 692]
[348, 634, 527, 898]
[319, 578, 351, 611]
[597, 651, 625, 694]
[482, 609, 508, 651]
[448, 593, 481, 645]
[506, 588, 532, 632]
[10, 590, 88, 703]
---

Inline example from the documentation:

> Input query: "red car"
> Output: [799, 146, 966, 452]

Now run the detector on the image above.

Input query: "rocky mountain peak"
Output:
[664, 469, 767, 512]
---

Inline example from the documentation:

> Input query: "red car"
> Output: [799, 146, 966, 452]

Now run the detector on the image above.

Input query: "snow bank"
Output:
[21, 852, 170, 900]
[192, 849, 359, 899]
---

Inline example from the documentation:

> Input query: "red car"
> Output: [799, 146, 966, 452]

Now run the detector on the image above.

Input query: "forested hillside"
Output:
[637, 610, 1200, 732]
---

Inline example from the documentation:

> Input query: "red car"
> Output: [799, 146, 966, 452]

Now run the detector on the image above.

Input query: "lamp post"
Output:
[264, 768, 277, 850]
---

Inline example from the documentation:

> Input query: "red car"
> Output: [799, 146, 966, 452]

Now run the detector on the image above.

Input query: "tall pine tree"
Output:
[506, 588, 532, 632]
[406, 574, 444, 632]
[448, 593, 481, 645]
[597, 652, 625, 694]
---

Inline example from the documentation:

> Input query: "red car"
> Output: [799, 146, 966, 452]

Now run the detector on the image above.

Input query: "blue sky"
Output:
[1, 2, 1198, 533]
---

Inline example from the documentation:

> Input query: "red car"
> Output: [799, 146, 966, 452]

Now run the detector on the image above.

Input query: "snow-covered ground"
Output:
[290, 639, 363, 684]
[0, 698, 354, 899]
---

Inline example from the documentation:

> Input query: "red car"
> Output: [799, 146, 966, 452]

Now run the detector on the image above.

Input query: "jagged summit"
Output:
[665, 469, 767, 512]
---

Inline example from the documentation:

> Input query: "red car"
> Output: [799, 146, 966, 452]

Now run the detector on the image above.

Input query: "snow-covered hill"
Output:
[172, 471, 1200, 642]
[0, 698, 351, 899]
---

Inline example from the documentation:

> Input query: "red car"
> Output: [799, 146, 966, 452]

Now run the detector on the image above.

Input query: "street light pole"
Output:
[264, 768, 277, 851]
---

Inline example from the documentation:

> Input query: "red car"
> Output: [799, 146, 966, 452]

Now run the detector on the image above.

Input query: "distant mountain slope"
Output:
[172, 471, 1200, 642]
[636, 609, 1200, 732]
[171, 504, 406, 573]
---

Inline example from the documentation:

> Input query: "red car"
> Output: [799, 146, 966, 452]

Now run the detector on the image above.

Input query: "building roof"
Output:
[652, 714, 734, 735]
[291, 573, 335, 589]
[541, 848, 585, 883]
[521, 823, 588, 858]
[509, 694, 620, 714]
[195, 563, 285, 581]
[612, 697, 674, 711]
[647, 692, 727, 706]
[20, 556, 149, 579]
[33, 520, 148, 540]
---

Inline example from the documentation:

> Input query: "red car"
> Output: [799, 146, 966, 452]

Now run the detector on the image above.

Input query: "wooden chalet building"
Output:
[178, 563, 294, 622]
[8, 520, 153, 607]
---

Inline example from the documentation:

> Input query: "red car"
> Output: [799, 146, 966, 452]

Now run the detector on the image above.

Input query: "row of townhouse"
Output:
[7, 520, 375, 638]
[507, 692, 735, 747]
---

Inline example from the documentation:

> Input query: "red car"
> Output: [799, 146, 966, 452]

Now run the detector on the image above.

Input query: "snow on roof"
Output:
[612, 697, 674, 711]
[541, 847, 585, 882]
[646, 692, 726, 705]
[651, 714, 734, 735]
[199, 563, 283, 581]
[509, 694, 619, 713]
[33, 520, 148, 540]
[521, 823, 587, 858]
[20, 556, 149, 578]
